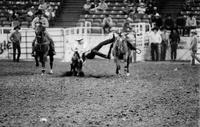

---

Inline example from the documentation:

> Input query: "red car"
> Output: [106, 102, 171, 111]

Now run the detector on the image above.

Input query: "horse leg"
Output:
[125, 56, 130, 76]
[35, 55, 39, 67]
[49, 55, 54, 74]
[115, 58, 121, 75]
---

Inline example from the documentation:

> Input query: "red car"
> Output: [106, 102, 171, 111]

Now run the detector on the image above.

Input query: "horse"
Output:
[34, 25, 52, 75]
[112, 32, 141, 76]
[70, 50, 84, 76]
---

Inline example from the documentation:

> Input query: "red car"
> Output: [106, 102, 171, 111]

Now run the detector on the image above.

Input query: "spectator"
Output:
[95, 0, 108, 11]
[137, 2, 146, 19]
[45, 3, 54, 20]
[91, 0, 99, 9]
[151, 13, 163, 29]
[83, 0, 92, 14]
[27, 6, 35, 21]
[189, 30, 200, 65]
[164, 14, 174, 30]
[149, 27, 162, 61]
[176, 13, 186, 36]
[185, 14, 197, 36]
[102, 14, 113, 34]
[152, 6, 158, 15]
[169, 29, 180, 61]
[160, 27, 169, 61]
[38, 0, 48, 13]
[9, 25, 21, 62]
[146, 3, 154, 15]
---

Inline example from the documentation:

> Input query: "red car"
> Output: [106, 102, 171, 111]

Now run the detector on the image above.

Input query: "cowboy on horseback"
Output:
[31, 10, 56, 57]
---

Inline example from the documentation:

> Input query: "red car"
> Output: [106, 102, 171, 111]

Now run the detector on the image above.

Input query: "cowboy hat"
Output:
[155, 13, 160, 17]
[190, 29, 197, 34]
[35, 10, 43, 15]
[76, 38, 83, 42]
[14, 25, 21, 30]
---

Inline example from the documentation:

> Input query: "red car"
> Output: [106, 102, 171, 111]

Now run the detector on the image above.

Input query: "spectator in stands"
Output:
[149, 27, 162, 61]
[137, 2, 146, 19]
[164, 14, 174, 30]
[169, 29, 180, 61]
[83, 0, 92, 14]
[152, 6, 158, 15]
[31, 10, 49, 29]
[176, 13, 186, 36]
[27, 6, 35, 22]
[96, 0, 108, 11]
[45, 3, 54, 20]
[185, 14, 197, 36]
[160, 27, 169, 61]
[38, 0, 48, 13]
[10, 25, 21, 62]
[145, 3, 154, 16]
[151, 13, 163, 29]
[189, 30, 200, 65]
[91, 0, 99, 9]
[102, 14, 113, 34]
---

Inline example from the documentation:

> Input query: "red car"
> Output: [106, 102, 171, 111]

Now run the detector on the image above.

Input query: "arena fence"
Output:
[2, 23, 196, 62]
[0, 22, 151, 62]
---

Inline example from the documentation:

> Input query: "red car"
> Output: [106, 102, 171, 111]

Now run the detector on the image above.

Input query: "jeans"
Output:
[13, 42, 21, 61]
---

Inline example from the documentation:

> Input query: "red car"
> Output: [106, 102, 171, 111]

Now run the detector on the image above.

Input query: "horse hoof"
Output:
[78, 71, 85, 77]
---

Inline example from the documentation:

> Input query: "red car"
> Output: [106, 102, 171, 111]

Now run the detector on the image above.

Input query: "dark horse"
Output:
[70, 50, 84, 76]
[112, 32, 141, 76]
[34, 25, 54, 75]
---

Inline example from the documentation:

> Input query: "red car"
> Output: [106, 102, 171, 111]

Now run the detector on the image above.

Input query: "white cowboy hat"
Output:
[76, 38, 83, 41]
[155, 13, 160, 17]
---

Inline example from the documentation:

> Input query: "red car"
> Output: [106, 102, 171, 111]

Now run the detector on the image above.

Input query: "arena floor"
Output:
[0, 59, 199, 127]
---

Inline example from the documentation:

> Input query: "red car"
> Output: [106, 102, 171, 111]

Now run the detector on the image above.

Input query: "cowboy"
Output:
[31, 22, 55, 57]
[189, 29, 200, 65]
[82, 33, 116, 62]
[160, 27, 169, 61]
[149, 27, 162, 61]
[31, 10, 55, 56]
[10, 25, 21, 62]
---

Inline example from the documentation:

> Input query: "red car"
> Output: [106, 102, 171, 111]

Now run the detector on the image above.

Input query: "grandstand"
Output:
[1, 0, 199, 29]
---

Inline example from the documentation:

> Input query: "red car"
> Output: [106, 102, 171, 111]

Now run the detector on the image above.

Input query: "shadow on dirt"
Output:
[60, 71, 115, 79]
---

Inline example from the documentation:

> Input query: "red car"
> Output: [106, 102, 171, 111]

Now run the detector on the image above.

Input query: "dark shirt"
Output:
[152, 17, 163, 28]
[169, 33, 180, 44]
[176, 16, 186, 27]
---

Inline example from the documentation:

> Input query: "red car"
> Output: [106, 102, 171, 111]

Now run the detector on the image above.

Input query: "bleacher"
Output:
[180, 0, 200, 25]
[77, 0, 151, 29]
[0, 0, 62, 28]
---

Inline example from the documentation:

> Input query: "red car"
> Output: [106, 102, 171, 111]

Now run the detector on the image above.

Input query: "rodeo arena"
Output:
[0, 0, 200, 126]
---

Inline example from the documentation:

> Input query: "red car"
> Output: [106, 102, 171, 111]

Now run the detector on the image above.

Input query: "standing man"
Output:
[31, 10, 55, 56]
[10, 25, 21, 62]
[149, 27, 162, 61]
[160, 27, 169, 61]
[189, 30, 200, 65]
[169, 29, 180, 61]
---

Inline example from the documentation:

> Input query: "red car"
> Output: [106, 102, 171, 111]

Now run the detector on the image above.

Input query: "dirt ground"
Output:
[0, 59, 199, 127]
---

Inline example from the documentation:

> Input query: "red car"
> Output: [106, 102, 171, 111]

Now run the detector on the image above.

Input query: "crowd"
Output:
[82, 0, 199, 36]
[3, 0, 57, 27]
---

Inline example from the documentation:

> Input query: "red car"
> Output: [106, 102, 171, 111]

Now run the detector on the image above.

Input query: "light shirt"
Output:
[31, 16, 49, 29]
[190, 35, 198, 51]
[149, 31, 162, 44]
[73, 40, 88, 55]
[186, 17, 197, 26]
